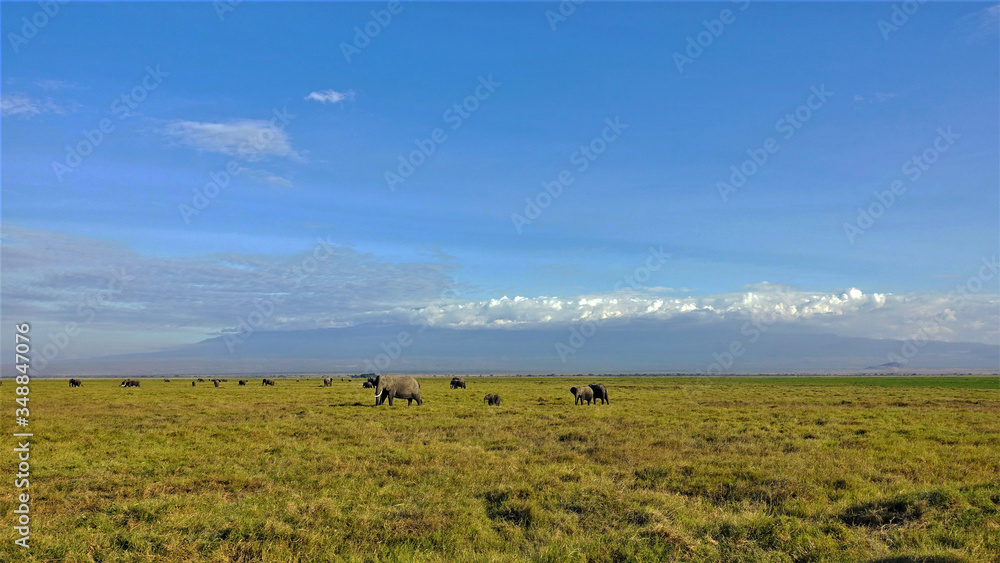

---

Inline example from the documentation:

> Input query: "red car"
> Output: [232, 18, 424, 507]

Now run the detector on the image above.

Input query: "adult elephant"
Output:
[362, 381, 374, 389]
[570, 386, 594, 405]
[483, 393, 501, 406]
[213, 379, 220, 387]
[323, 377, 333, 387]
[238, 380, 247, 386]
[450, 377, 467, 389]
[68, 378, 82, 387]
[373, 375, 422, 406]
[262, 378, 275, 386]
[588, 384, 609, 405]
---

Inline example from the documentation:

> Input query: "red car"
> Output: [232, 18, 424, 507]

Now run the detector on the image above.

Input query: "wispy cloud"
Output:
[304, 89, 354, 104]
[957, 4, 999, 42]
[243, 168, 293, 187]
[853, 92, 897, 104]
[34, 79, 80, 90]
[161, 119, 301, 161]
[0, 94, 65, 118]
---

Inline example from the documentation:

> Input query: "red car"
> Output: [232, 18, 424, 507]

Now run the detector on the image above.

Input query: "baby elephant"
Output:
[570, 386, 594, 405]
[484, 393, 502, 406]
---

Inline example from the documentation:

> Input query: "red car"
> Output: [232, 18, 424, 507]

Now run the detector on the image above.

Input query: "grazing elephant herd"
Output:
[91, 376, 610, 408]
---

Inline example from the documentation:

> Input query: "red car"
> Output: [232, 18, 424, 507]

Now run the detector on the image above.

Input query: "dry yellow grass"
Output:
[1, 376, 997, 562]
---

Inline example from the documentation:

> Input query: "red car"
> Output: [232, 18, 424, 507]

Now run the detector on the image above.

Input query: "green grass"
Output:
[2, 376, 998, 562]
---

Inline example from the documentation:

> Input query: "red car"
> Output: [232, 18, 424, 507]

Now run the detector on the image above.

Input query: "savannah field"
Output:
[2, 376, 998, 563]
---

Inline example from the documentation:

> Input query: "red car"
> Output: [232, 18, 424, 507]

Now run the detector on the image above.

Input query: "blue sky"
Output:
[2, 2, 998, 365]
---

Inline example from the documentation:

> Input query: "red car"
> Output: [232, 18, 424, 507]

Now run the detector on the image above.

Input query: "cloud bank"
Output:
[2, 227, 997, 359]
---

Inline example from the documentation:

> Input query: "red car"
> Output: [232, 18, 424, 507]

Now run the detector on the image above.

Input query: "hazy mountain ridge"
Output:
[13, 320, 999, 376]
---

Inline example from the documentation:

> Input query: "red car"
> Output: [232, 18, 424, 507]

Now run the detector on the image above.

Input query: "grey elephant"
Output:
[373, 375, 422, 406]
[262, 378, 275, 386]
[323, 377, 333, 387]
[362, 381, 374, 389]
[238, 379, 247, 386]
[69, 378, 82, 387]
[450, 377, 467, 389]
[484, 393, 501, 406]
[570, 386, 594, 405]
[588, 383, 609, 405]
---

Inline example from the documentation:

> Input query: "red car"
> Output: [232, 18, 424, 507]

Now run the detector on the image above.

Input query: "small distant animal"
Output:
[450, 377, 467, 389]
[484, 393, 501, 406]
[262, 378, 275, 386]
[120, 379, 140, 388]
[588, 384, 609, 405]
[197, 378, 205, 382]
[238, 380, 247, 386]
[570, 386, 594, 405]
[323, 377, 333, 387]
[68, 378, 82, 387]
[362, 381, 374, 389]
[163, 379, 170, 383]
[192, 381, 196, 387]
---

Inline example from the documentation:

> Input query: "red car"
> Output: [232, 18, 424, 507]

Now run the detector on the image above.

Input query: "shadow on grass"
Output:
[841, 490, 959, 528]
[868, 556, 967, 563]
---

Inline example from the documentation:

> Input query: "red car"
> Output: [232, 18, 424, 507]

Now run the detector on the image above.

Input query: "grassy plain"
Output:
[1, 376, 998, 562]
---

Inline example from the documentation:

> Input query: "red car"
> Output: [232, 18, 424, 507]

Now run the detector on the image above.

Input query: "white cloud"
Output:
[393, 283, 998, 345]
[1, 94, 64, 118]
[161, 119, 301, 161]
[2, 226, 996, 350]
[304, 89, 354, 104]
[243, 168, 293, 187]
[853, 92, 897, 104]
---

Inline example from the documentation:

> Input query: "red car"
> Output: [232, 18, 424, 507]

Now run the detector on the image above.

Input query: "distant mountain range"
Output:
[14, 320, 999, 376]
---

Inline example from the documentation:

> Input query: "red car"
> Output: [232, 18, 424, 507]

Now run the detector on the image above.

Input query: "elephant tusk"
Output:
[373, 393, 379, 398]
